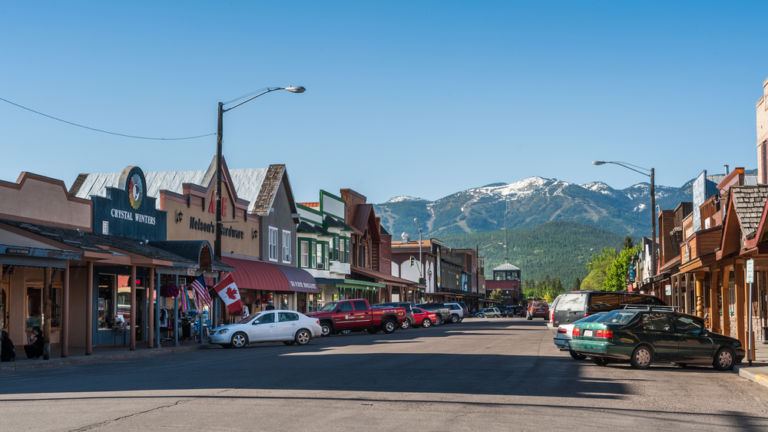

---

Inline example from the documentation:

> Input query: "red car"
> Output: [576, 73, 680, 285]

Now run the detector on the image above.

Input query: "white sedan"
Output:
[209, 310, 322, 348]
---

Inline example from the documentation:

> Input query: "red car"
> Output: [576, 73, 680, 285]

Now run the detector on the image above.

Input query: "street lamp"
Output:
[592, 160, 656, 289]
[215, 86, 306, 261]
[414, 218, 424, 283]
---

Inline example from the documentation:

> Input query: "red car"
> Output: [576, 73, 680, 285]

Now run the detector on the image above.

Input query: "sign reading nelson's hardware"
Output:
[188, 217, 244, 239]
[91, 166, 167, 241]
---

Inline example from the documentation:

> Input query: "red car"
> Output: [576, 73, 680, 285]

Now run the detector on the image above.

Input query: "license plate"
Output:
[583, 330, 593, 337]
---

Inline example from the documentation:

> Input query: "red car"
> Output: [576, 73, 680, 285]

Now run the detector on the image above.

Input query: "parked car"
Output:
[477, 307, 502, 318]
[416, 303, 451, 325]
[570, 305, 745, 370]
[307, 299, 406, 336]
[375, 302, 415, 329]
[411, 307, 438, 328]
[526, 300, 549, 320]
[444, 302, 465, 323]
[553, 312, 607, 359]
[209, 310, 322, 348]
[550, 291, 665, 333]
[457, 301, 469, 316]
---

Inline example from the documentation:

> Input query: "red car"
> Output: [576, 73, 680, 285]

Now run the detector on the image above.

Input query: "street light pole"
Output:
[414, 218, 423, 282]
[593, 161, 657, 289]
[214, 86, 305, 262]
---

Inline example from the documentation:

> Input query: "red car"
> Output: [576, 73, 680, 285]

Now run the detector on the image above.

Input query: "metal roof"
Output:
[493, 262, 520, 271]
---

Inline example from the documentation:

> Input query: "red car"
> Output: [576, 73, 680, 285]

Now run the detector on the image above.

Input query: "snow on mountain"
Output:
[386, 195, 425, 203]
[581, 181, 614, 195]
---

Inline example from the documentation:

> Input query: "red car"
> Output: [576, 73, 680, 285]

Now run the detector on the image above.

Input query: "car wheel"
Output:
[382, 319, 397, 334]
[569, 350, 586, 360]
[422, 318, 432, 328]
[283, 341, 295, 346]
[401, 319, 411, 330]
[295, 329, 311, 345]
[231, 332, 248, 349]
[450, 314, 460, 324]
[592, 356, 608, 366]
[630, 345, 653, 369]
[320, 321, 333, 337]
[713, 347, 735, 371]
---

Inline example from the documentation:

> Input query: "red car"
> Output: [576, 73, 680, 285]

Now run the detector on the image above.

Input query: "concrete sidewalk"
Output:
[734, 343, 768, 390]
[0, 342, 211, 372]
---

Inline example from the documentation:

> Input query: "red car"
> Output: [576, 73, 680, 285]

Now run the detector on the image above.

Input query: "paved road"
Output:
[1, 318, 767, 431]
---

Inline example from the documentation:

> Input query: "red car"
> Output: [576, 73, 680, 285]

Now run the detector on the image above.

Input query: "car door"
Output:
[249, 312, 277, 342]
[334, 301, 355, 329]
[640, 312, 676, 361]
[673, 314, 715, 363]
[277, 312, 301, 340]
[353, 300, 372, 325]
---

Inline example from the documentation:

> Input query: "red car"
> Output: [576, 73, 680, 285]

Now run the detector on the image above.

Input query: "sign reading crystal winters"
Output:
[91, 166, 167, 241]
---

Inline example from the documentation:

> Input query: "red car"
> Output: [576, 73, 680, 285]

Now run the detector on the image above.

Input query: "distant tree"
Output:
[623, 236, 634, 250]
[604, 246, 641, 291]
[580, 248, 617, 291]
[572, 277, 581, 291]
[489, 289, 504, 302]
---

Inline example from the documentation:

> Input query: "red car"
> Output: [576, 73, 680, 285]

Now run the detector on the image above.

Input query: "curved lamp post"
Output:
[592, 160, 656, 289]
[215, 86, 305, 261]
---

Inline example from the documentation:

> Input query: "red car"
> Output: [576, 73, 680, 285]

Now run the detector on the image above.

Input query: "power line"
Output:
[0, 96, 215, 141]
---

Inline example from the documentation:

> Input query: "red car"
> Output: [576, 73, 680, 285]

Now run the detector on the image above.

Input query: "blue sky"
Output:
[1, 1, 767, 203]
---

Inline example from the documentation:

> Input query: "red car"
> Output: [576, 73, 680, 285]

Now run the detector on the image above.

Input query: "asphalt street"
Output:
[0, 318, 766, 432]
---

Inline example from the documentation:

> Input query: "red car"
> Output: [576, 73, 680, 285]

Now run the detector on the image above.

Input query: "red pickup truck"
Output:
[307, 299, 406, 336]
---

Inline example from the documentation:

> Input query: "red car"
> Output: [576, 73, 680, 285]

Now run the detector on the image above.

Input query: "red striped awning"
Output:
[221, 257, 319, 293]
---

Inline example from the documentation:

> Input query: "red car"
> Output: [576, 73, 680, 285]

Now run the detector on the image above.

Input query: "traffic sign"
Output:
[746, 258, 754, 284]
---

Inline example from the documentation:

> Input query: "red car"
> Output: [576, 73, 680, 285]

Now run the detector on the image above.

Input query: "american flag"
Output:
[190, 275, 213, 309]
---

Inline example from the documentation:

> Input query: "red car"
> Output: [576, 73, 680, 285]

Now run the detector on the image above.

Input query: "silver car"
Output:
[209, 310, 322, 348]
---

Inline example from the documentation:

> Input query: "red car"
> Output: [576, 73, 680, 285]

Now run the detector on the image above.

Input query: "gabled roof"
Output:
[324, 216, 353, 231]
[297, 221, 330, 236]
[731, 185, 768, 239]
[231, 164, 297, 217]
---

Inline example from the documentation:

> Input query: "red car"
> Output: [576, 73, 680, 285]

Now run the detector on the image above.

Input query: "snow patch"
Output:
[386, 195, 424, 203]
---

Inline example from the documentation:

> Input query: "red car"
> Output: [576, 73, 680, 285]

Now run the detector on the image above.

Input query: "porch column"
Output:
[130, 265, 137, 351]
[695, 272, 705, 319]
[721, 269, 731, 337]
[86, 261, 93, 355]
[155, 271, 161, 348]
[709, 269, 721, 334]
[735, 262, 746, 346]
[148, 267, 155, 349]
[62, 261, 70, 357]
[174, 274, 179, 347]
[43, 267, 52, 360]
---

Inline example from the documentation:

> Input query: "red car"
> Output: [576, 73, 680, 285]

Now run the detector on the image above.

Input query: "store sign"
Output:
[5, 247, 30, 255]
[665, 284, 672, 296]
[92, 166, 167, 241]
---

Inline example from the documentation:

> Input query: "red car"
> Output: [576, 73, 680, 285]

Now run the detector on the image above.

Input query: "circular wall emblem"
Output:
[128, 172, 143, 210]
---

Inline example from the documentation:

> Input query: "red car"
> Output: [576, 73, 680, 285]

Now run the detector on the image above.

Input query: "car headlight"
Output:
[217, 328, 229, 335]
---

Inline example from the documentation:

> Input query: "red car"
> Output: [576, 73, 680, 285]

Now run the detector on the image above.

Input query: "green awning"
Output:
[339, 279, 386, 288]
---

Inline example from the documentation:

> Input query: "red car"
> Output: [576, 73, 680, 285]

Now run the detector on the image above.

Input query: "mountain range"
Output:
[375, 176, 698, 240]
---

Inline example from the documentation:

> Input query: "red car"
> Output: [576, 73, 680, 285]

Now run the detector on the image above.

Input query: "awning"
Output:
[222, 257, 319, 293]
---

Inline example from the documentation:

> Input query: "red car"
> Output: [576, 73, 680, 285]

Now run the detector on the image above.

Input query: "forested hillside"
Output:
[439, 221, 628, 288]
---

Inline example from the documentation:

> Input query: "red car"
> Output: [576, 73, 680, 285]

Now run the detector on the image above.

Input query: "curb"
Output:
[734, 365, 768, 390]
[0, 344, 209, 372]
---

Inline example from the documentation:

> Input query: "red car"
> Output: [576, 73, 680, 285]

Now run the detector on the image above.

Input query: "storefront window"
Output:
[26, 287, 41, 329]
[98, 275, 115, 329]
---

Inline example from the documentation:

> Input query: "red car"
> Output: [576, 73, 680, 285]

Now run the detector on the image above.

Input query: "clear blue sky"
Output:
[1, 1, 767, 203]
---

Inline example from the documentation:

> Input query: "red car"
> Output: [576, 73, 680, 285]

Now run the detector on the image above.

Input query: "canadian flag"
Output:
[214, 273, 243, 315]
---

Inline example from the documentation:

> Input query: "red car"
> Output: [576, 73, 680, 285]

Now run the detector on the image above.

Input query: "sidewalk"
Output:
[0, 340, 211, 372]
[734, 342, 768, 390]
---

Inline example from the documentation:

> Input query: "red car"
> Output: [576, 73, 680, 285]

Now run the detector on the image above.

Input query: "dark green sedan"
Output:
[569, 306, 745, 370]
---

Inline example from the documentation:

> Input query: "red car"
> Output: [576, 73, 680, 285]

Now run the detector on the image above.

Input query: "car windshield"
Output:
[318, 302, 338, 312]
[595, 310, 637, 325]
[238, 313, 261, 324]
[573, 313, 606, 324]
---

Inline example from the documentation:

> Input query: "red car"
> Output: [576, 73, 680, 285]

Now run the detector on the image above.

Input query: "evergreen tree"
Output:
[623, 236, 634, 250]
